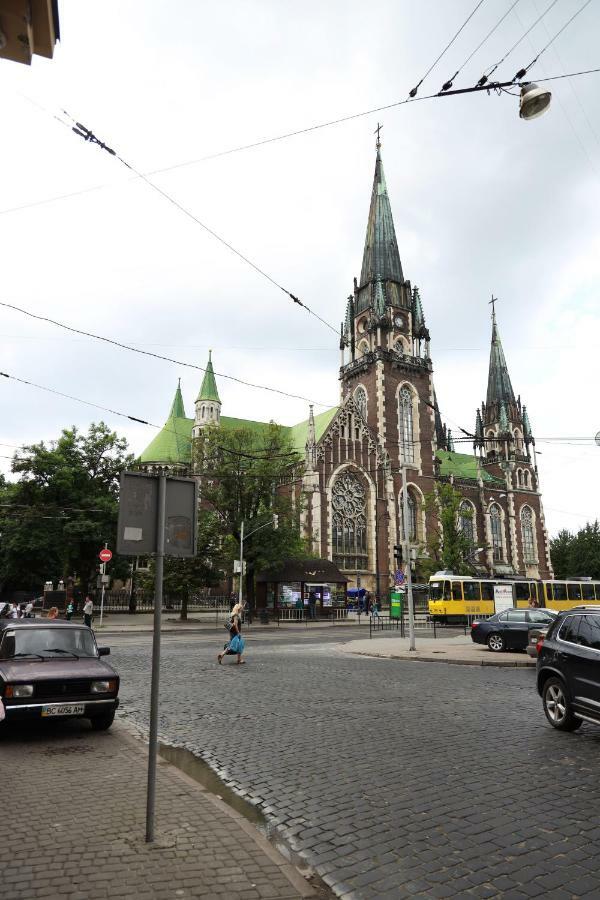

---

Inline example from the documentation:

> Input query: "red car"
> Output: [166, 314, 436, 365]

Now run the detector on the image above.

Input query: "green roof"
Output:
[196, 351, 220, 404]
[436, 450, 502, 484]
[220, 416, 275, 437]
[140, 416, 194, 465]
[288, 407, 339, 453]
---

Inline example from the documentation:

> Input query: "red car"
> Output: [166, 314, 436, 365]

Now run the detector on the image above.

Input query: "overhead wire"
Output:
[440, 0, 523, 91]
[409, 0, 487, 97]
[514, 0, 594, 80]
[477, 0, 560, 85]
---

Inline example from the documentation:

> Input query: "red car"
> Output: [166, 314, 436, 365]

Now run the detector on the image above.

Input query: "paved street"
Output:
[110, 629, 600, 899]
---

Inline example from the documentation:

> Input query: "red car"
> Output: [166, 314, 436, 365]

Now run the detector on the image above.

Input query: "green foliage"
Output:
[193, 423, 308, 602]
[550, 522, 600, 579]
[422, 483, 476, 578]
[0, 423, 134, 593]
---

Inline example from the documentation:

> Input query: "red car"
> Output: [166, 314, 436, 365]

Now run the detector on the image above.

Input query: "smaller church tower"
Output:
[192, 351, 221, 438]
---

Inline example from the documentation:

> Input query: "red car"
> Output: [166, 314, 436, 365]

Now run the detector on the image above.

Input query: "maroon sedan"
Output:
[0, 618, 119, 730]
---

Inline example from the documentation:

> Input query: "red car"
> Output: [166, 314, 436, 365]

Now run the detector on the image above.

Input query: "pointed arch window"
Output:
[399, 387, 415, 463]
[354, 386, 367, 420]
[400, 489, 417, 541]
[332, 471, 368, 571]
[459, 501, 475, 545]
[521, 506, 536, 562]
[489, 504, 503, 562]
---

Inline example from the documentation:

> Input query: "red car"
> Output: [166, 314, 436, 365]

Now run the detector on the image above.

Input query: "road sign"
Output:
[394, 569, 405, 585]
[99, 548, 113, 563]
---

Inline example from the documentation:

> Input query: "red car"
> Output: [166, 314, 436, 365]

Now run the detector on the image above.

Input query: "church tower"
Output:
[192, 351, 221, 438]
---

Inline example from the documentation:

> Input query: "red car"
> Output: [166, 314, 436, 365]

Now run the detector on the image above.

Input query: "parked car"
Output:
[526, 626, 550, 658]
[0, 619, 119, 730]
[537, 605, 600, 731]
[471, 608, 557, 652]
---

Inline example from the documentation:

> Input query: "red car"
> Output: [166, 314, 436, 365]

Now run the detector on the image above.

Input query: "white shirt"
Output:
[83, 600, 93, 615]
[9, 606, 19, 619]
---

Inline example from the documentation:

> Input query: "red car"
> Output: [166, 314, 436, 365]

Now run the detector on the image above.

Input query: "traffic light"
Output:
[394, 544, 403, 566]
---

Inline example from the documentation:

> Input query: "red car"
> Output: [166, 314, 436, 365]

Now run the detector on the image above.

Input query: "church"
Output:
[140, 139, 553, 594]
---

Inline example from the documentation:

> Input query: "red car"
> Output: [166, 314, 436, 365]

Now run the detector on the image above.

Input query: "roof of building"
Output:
[359, 148, 404, 288]
[486, 313, 516, 408]
[436, 449, 501, 484]
[288, 406, 339, 453]
[196, 351, 221, 404]
[256, 558, 347, 583]
[139, 414, 193, 466]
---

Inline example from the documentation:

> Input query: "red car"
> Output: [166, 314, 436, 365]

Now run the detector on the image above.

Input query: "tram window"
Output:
[443, 581, 451, 601]
[429, 581, 443, 601]
[567, 583, 583, 601]
[582, 583, 596, 601]
[480, 582, 494, 601]
[463, 582, 480, 601]
[529, 582, 539, 602]
[451, 582, 463, 601]
[515, 583, 530, 602]
[552, 583, 568, 602]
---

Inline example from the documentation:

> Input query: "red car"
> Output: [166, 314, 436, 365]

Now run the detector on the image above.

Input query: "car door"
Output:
[570, 615, 600, 719]
[504, 610, 529, 649]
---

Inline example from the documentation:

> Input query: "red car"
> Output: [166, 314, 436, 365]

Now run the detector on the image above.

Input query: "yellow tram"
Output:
[428, 574, 600, 624]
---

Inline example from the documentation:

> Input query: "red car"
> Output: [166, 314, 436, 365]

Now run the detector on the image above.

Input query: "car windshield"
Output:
[429, 581, 443, 601]
[0, 627, 98, 659]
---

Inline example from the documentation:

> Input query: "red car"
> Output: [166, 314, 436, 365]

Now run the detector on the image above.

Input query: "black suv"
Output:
[537, 606, 600, 731]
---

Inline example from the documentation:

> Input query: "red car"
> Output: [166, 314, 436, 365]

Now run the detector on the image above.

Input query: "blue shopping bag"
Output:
[228, 634, 245, 654]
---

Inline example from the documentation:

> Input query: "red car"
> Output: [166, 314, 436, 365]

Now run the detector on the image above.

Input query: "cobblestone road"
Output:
[112, 632, 600, 899]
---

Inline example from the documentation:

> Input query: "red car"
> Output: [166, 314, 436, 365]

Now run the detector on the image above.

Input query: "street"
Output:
[109, 628, 600, 899]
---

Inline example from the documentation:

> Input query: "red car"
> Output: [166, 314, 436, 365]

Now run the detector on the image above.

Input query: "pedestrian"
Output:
[230, 601, 244, 631]
[372, 598, 380, 618]
[218, 609, 245, 665]
[9, 602, 19, 619]
[83, 596, 93, 628]
[47, 607, 59, 619]
[66, 600, 74, 621]
[309, 592, 317, 620]
[24, 600, 34, 618]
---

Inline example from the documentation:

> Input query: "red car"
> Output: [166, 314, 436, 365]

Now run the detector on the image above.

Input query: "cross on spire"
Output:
[374, 122, 383, 151]
[489, 294, 498, 325]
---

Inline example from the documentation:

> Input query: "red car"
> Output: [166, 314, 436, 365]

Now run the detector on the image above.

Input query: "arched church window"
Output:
[331, 471, 368, 571]
[398, 387, 415, 463]
[459, 500, 475, 545]
[400, 489, 417, 541]
[517, 469, 523, 487]
[523, 470, 529, 488]
[521, 506, 536, 562]
[489, 504, 503, 562]
[354, 386, 367, 420]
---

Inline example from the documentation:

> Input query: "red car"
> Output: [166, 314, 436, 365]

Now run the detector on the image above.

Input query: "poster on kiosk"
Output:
[494, 584, 513, 613]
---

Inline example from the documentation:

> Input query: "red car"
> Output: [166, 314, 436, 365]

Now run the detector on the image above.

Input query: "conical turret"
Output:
[193, 351, 221, 435]
[140, 380, 191, 468]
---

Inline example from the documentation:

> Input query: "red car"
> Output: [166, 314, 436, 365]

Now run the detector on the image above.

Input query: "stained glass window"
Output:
[332, 471, 368, 571]
[490, 504, 503, 561]
[459, 501, 475, 544]
[399, 387, 414, 463]
[521, 506, 535, 561]
[354, 386, 367, 420]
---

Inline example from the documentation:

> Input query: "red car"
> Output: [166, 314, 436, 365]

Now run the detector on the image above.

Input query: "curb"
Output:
[116, 723, 318, 898]
[343, 649, 535, 668]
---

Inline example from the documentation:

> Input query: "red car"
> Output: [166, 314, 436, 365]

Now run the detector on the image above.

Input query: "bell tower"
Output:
[192, 351, 221, 438]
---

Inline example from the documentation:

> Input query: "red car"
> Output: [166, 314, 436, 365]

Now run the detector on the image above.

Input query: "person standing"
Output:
[66, 600, 74, 621]
[83, 596, 93, 628]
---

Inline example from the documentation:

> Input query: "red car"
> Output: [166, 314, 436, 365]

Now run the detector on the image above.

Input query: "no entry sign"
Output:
[99, 548, 113, 563]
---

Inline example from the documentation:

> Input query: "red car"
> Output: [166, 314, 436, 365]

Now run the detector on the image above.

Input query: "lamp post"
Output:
[238, 514, 279, 613]
[401, 463, 416, 652]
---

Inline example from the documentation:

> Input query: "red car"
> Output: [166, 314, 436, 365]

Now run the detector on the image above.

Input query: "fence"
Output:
[92, 590, 231, 614]
[369, 612, 487, 638]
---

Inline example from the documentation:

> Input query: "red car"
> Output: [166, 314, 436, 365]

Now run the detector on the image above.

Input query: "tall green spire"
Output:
[360, 146, 404, 288]
[196, 350, 221, 404]
[169, 379, 186, 419]
[486, 310, 516, 408]
[140, 380, 191, 466]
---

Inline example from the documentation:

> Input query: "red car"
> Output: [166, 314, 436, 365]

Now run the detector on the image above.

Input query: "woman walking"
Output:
[218, 604, 245, 665]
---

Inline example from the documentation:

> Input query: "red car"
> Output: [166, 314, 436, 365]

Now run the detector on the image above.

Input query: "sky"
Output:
[0, 0, 598, 537]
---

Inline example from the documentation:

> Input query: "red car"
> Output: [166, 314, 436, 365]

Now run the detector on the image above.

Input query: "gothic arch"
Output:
[487, 502, 506, 563]
[353, 385, 368, 421]
[395, 381, 421, 470]
[393, 335, 410, 355]
[326, 463, 376, 573]
[520, 504, 538, 564]
[458, 498, 477, 546]
[398, 482, 425, 544]
[358, 339, 370, 357]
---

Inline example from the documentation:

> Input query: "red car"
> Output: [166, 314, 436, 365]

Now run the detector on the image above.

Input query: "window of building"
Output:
[517, 469, 523, 487]
[400, 489, 417, 541]
[331, 471, 368, 571]
[521, 506, 536, 562]
[490, 504, 503, 561]
[523, 470, 529, 488]
[459, 501, 475, 544]
[399, 387, 414, 463]
[354, 386, 367, 420]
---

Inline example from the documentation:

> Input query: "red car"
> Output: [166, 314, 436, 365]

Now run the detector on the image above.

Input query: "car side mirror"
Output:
[98, 647, 110, 656]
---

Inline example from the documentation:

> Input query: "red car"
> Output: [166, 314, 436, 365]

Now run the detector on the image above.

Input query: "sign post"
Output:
[98, 546, 112, 627]
[401, 463, 416, 651]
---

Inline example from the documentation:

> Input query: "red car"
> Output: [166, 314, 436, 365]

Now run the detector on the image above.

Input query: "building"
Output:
[140, 139, 553, 593]
[0, 0, 59, 65]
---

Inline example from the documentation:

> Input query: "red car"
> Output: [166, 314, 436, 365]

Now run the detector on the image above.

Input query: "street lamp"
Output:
[519, 83, 552, 120]
[238, 514, 279, 613]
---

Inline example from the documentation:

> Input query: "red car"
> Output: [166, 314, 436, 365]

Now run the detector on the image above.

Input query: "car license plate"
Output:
[41, 704, 85, 717]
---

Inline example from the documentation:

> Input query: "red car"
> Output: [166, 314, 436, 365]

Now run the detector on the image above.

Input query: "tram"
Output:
[428, 573, 600, 624]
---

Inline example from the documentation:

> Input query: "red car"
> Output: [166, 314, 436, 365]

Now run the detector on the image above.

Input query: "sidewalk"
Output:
[0, 722, 320, 900]
[341, 633, 536, 667]
[90, 614, 370, 637]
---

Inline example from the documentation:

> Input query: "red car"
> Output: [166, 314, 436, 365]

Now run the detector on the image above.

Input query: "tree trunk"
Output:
[180, 593, 188, 621]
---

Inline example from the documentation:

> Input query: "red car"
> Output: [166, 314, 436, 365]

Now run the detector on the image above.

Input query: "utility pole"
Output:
[401, 463, 416, 651]
[99, 542, 108, 627]
[146, 471, 167, 843]
[238, 519, 244, 608]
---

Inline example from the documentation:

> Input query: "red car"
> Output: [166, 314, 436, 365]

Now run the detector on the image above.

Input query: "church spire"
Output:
[196, 350, 221, 404]
[193, 351, 221, 435]
[169, 378, 186, 419]
[485, 303, 515, 408]
[359, 142, 403, 289]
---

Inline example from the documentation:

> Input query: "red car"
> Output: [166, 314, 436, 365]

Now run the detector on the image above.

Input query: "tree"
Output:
[421, 483, 476, 578]
[551, 522, 600, 579]
[193, 423, 308, 607]
[0, 423, 134, 593]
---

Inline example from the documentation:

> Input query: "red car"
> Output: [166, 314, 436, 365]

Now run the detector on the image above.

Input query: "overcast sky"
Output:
[0, 0, 598, 537]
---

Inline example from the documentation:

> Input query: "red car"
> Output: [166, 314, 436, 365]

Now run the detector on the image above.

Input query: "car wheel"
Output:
[90, 711, 115, 731]
[543, 678, 582, 732]
[487, 632, 505, 652]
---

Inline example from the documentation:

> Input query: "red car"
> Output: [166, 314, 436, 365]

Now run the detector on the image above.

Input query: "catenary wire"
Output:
[440, 0, 522, 91]
[477, 0, 560, 85]
[409, 0, 487, 97]
[515, 0, 593, 80]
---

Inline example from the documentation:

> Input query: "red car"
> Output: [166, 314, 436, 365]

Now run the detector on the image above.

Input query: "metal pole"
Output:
[99, 542, 107, 627]
[238, 519, 244, 609]
[146, 471, 167, 843]
[401, 464, 416, 652]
